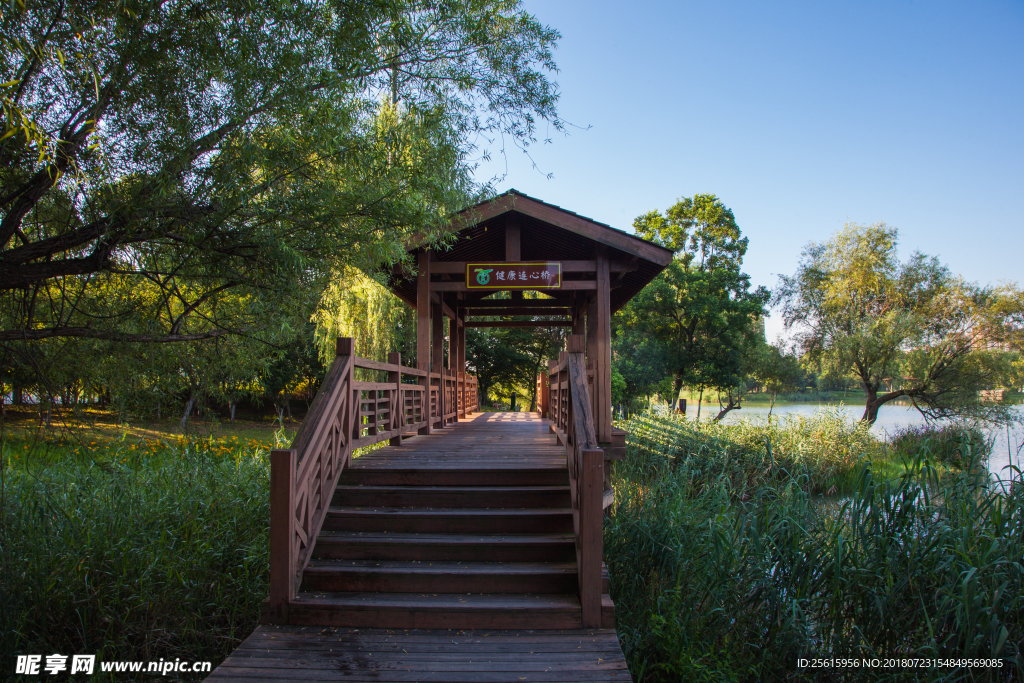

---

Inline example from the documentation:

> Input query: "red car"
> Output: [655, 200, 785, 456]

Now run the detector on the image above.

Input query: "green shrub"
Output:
[607, 413, 1022, 682]
[889, 422, 990, 471]
[1, 440, 269, 681]
[621, 409, 883, 495]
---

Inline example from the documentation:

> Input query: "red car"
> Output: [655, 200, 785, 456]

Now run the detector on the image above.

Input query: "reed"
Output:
[0, 439, 270, 681]
[607, 412, 1021, 682]
[621, 409, 885, 495]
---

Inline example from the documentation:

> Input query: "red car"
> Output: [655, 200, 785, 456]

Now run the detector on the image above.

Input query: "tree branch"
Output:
[0, 327, 229, 343]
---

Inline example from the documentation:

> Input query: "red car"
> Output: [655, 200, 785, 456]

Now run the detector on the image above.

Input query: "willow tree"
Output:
[775, 223, 1021, 424]
[0, 0, 561, 349]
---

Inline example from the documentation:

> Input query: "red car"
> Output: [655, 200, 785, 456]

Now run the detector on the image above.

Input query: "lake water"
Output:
[685, 401, 1024, 480]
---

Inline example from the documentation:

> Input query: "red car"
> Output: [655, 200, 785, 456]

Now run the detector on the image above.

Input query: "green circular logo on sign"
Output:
[474, 268, 493, 285]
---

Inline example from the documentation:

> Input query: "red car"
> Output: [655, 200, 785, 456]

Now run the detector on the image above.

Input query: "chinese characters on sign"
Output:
[466, 262, 562, 289]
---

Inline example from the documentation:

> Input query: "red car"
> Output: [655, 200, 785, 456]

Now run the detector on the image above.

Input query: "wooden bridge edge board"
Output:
[204, 625, 633, 683]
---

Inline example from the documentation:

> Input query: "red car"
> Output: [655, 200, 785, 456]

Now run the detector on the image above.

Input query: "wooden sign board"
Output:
[466, 262, 562, 289]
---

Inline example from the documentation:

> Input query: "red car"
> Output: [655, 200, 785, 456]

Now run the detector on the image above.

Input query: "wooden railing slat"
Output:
[268, 337, 479, 623]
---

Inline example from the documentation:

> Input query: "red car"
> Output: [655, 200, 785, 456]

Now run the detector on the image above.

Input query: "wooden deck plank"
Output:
[211, 414, 629, 682]
[350, 413, 566, 471]
[206, 626, 631, 683]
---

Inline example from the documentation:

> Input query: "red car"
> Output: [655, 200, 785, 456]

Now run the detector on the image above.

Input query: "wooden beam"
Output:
[430, 292, 458, 321]
[430, 260, 635, 274]
[464, 298, 574, 308]
[466, 308, 571, 317]
[430, 280, 596, 292]
[421, 193, 674, 266]
[464, 321, 573, 328]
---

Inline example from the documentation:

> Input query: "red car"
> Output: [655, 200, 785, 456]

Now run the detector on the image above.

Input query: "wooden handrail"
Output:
[547, 334, 604, 628]
[268, 338, 478, 623]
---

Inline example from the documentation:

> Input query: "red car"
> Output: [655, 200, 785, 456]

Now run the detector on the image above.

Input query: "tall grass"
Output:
[607, 412, 1022, 682]
[1, 439, 269, 680]
[625, 409, 885, 495]
[889, 423, 991, 471]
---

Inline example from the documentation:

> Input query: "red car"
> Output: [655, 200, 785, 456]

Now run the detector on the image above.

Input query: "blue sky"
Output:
[473, 0, 1024, 340]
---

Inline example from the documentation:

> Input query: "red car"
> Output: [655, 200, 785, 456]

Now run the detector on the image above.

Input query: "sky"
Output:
[472, 0, 1024, 341]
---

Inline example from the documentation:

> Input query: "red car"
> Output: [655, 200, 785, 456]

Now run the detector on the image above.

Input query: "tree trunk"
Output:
[671, 374, 683, 410]
[181, 394, 196, 429]
[229, 401, 236, 422]
[510, 394, 518, 412]
[696, 387, 704, 421]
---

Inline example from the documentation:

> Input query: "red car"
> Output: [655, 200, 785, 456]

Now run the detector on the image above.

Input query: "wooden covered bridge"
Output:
[206, 191, 673, 682]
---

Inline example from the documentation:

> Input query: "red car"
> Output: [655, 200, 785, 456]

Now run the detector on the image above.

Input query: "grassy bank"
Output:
[607, 412, 1022, 681]
[1, 438, 271, 681]
[623, 409, 901, 495]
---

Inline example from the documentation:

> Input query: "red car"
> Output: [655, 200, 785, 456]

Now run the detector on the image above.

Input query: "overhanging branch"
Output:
[0, 327, 230, 343]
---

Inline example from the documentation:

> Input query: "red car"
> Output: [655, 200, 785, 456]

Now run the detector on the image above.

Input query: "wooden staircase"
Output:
[276, 466, 615, 629]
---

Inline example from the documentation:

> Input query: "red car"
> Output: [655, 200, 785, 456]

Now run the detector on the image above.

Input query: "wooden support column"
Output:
[388, 352, 402, 446]
[586, 293, 599, 426]
[416, 251, 432, 435]
[268, 448, 297, 623]
[432, 296, 445, 428]
[572, 297, 586, 336]
[457, 308, 466, 417]
[547, 359, 557, 433]
[595, 245, 612, 444]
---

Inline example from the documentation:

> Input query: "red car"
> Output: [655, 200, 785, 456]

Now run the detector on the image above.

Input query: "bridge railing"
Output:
[548, 334, 604, 628]
[267, 337, 477, 622]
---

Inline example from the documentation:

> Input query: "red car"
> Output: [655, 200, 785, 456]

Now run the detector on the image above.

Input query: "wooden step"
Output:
[280, 592, 617, 629]
[311, 531, 576, 562]
[341, 467, 568, 487]
[321, 506, 573, 533]
[331, 485, 571, 509]
[301, 560, 579, 594]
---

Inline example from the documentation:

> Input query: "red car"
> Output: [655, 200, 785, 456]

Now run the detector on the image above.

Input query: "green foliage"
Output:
[889, 422, 991, 471]
[0, 441, 270, 681]
[0, 0, 563, 417]
[607, 412, 1021, 682]
[621, 194, 769, 404]
[312, 267, 417, 365]
[775, 223, 1023, 424]
[467, 321, 562, 409]
[611, 326, 671, 412]
[621, 410, 885, 495]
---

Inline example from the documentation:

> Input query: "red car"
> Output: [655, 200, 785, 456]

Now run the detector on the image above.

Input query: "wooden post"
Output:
[388, 352, 402, 446]
[540, 368, 550, 419]
[432, 297, 444, 429]
[547, 359, 557, 433]
[417, 251, 431, 435]
[269, 448, 297, 623]
[457, 308, 466, 417]
[595, 245, 612, 444]
[572, 294, 586, 336]
[586, 293, 599, 426]
[579, 448, 604, 628]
